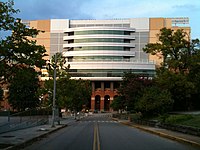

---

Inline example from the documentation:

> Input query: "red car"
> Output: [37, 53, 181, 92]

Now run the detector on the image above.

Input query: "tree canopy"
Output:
[0, 0, 47, 111]
[143, 28, 192, 72]
[0, 88, 3, 101]
[41, 53, 91, 112]
[112, 28, 200, 116]
[9, 67, 40, 111]
[143, 28, 200, 111]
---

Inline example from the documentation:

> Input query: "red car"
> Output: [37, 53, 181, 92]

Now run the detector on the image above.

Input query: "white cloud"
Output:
[12, 0, 200, 38]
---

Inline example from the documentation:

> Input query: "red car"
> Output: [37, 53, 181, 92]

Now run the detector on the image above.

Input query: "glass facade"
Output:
[64, 26, 155, 80]
[69, 69, 155, 77]
[74, 46, 129, 51]
[74, 30, 130, 35]
[74, 38, 129, 43]
[68, 56, 126, 62]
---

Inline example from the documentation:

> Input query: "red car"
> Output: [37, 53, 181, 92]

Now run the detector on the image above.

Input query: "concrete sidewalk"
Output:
[114, 118, 200, 148]
[0, 117, 76, 150]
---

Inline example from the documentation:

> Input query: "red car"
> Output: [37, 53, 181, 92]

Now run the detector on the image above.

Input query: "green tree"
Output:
[1, 0, 46, 82]
[110, 96, 124, 111]
[117, 72, 153, 111]
[1, 20, 46, 81]
[43, 76, 91, 112]
[143, 28, 190, 72]
[135, 86, 173, 117]
[156, 69, 195, 111]
[143, 28, 200, 111]
[8, 68, 40, 111]
[0, 88, 3, 101]
[0, 0, 18, 31]
[59, 79, 91, 112]
[42, 53, 91, 112]
[0, 1, 47, 110]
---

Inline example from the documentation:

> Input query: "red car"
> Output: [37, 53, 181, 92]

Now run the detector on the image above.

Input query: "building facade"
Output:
[19, 17, 190, 112]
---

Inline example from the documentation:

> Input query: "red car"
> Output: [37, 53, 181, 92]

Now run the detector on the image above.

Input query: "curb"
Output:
[5, 124, 68, 150]
[113, 118, 200, 148]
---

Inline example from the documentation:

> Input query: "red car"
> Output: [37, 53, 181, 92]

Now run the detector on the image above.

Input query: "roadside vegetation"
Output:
[158, 114, 200, 128]
[111, 27, 200, 128]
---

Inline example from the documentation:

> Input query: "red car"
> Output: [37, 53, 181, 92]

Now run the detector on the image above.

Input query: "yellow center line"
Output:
[96, 123, 100, 150]
[93, 124, 97, 150]
[93, 122, 101, 150]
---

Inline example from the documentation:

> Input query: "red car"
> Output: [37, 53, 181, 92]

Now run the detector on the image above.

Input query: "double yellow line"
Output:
[93, 122, 100, 150]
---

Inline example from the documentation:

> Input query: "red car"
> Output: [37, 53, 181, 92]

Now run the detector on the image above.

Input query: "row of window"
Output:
[72, 30, 131, 35]
[67, 56, 130, 62]
[94, 81, 120, 89]
[73, 46, 131, 51]
[69, 71, 155, 77]
[73, 38, 130, 43]
[68, 69, 155, 77]
[69, 24, 130, 28]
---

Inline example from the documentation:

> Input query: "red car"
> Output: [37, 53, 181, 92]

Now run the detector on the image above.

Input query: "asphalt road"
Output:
[23, 114, 199, 150]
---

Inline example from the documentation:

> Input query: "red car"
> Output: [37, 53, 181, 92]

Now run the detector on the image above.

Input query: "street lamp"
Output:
[49, 47, 79, 127]
[52, 53, 57, 127]
[46, 54, 58, 128]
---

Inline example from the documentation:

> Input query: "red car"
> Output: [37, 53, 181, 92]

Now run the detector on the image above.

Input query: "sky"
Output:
[2, 0, 200, 39]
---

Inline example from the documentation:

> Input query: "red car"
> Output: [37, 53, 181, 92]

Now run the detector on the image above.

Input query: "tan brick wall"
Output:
[30, 20, 51, 60]
[148, 18, 190, 67]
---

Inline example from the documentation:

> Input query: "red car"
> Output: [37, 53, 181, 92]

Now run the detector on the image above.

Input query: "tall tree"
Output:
[0, 0, 18, 31]
[143, 28, 190, 72]
[57, 79, 91, 112]
[116, 72, 152, 111]
[0, 0, 47, 110]
[155, 69, 195, 110]
[143, 28, 200, 111]
[0, 88, 3, 101]
[135, 86, 173, 116]
[1, 1, 47, 81]
[42, 53, 91, 112]
[9, 68, 40, 111]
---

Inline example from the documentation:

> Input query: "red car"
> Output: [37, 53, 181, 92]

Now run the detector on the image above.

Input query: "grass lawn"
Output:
[163, 114, 200, 128]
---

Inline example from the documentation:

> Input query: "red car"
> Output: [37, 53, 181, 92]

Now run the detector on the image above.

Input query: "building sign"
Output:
[171, 17, 189, 24]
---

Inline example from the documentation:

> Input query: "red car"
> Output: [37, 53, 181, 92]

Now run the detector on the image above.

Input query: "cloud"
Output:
[11, 0, 200, 38]
[14, 0, 93, 20]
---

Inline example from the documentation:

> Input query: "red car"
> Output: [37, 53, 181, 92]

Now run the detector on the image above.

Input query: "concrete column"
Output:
[91, 97, 95, 111]
[100, 97, 104, 111]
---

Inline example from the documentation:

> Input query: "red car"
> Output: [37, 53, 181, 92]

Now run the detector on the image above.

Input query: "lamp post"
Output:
[46, 53, 59, 128]
[49, 47, 81, 127]
[51, 53, 57, 127]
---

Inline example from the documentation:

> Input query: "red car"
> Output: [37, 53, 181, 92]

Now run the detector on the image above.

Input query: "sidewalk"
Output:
[113, 118, 200, 148]
[0, 117, 76, 150]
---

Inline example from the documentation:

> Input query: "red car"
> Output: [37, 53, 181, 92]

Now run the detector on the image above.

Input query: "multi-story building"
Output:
[19, 17, 190, 112]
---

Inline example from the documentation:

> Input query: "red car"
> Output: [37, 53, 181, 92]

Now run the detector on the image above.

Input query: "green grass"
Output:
[163, 114, 200, 128]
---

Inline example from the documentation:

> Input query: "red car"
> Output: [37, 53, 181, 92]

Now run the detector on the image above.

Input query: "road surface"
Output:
[23, 113, 199, 150]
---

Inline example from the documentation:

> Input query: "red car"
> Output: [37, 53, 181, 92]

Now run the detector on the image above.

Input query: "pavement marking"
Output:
[80, 120, 118, 123]
[93, 122, 101, 150]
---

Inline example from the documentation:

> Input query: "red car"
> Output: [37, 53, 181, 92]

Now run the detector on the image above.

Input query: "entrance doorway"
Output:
[104, 95, 110, 111]
[95, 95, 100, 111]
